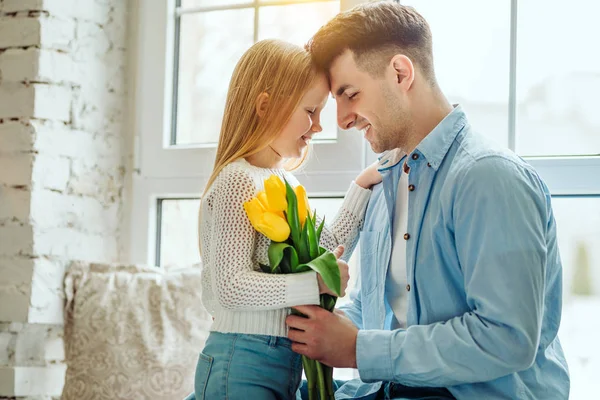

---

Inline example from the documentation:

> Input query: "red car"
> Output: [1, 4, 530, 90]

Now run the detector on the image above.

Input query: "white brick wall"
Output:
[0, 0, 130, 397]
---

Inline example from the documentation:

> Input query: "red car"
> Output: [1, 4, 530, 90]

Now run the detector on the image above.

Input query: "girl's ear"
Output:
[255, 92, 270, 118]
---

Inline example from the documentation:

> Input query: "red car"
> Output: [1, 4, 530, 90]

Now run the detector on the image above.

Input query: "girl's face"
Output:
[270, 73, 329, 159]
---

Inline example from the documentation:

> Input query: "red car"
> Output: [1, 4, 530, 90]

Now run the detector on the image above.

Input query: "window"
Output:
[515, 0, 600, 157]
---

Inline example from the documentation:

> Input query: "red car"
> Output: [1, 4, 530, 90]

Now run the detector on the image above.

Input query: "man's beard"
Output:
[372, 118, 411, 154]
[376, 89, 413, 153]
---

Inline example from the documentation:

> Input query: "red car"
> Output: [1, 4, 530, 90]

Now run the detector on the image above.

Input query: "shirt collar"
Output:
[412, 104, 467, 171]
[376, 105, 467, 172]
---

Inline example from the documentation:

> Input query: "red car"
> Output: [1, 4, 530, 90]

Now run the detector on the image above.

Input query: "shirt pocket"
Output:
[359, 231, 380, 295]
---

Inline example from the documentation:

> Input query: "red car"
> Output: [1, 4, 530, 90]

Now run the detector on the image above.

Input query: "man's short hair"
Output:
[306, 1, 436, 84]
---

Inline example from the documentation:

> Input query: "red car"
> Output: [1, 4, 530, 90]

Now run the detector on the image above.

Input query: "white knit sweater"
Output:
[199, 158, 371, 337]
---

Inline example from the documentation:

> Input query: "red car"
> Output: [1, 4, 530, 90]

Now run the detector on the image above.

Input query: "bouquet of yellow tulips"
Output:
[244, 175, 340, 400]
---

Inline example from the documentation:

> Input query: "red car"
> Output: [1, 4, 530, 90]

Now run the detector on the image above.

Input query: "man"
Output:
[287, 2, 570, 399]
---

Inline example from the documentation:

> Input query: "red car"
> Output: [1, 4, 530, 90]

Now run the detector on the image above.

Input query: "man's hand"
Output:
[286, 304, 359, 368]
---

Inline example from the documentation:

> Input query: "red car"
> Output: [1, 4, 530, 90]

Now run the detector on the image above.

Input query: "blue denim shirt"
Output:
[338, 106, 570, 399]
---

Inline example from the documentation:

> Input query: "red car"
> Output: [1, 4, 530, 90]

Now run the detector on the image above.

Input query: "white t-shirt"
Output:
[385, 170, 409, 329]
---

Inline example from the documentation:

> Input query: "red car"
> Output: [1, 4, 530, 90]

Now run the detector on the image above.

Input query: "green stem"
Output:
[316, 361, 327, 400]
[302, 356, 318, 400]
[323, 364, 335, 399]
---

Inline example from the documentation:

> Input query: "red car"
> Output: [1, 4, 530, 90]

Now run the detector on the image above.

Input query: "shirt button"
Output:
[427, 162, 431, 167]
[403, 233, 410, 240]
[411, 153, 419, 160]
[408, 184, 415, 191]
[406, 284, 411, 292]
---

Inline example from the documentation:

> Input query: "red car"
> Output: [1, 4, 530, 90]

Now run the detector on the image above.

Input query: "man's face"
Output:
[329, 50, 412, 154]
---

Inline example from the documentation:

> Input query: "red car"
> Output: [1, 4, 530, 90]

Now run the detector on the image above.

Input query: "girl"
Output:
[191, 39, 381, 400]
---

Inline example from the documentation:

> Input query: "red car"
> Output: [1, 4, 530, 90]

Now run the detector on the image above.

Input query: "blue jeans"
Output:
[187, 331, 302, 400]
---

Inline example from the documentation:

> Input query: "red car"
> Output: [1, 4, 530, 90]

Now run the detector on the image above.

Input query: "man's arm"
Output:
[357, 156, 548, 387]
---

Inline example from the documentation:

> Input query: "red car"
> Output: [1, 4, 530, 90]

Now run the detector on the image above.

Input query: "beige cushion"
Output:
[62, 262, 211, 400]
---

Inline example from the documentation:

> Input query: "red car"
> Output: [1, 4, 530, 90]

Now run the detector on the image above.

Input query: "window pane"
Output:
[258, 2, 339, 45]
[553, 196, 600, 399]
[158, 199, 201, 267]
[402, 0, 511, 147]
[516, 1, 600, 156]
[258, 2, 340, 140]
[175, 9, 254, 145]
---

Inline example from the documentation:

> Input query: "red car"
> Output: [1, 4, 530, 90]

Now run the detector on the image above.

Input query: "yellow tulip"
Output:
[244, 198, 290, 242]
[257, 191, 269, 209]
[244, 198, 266, 227]
[295, 184, 310, 226]
[264, 175, 287, 212]
[256, 212, 291, 242]
[257, 190, 285, 219]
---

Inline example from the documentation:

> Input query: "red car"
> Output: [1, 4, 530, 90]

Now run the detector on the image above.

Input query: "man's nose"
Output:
[337, 105, 356, 130]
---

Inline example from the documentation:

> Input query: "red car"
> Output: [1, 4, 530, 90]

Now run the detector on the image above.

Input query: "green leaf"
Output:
[306, 214, 319, 260]
[284, 179, 301, 247]
[320, 294, 337, 312]
[268, 242, 292, 272]
[280, 256, 291, 274]
[296, 251, 340, 296]
[293, 263, 311, 273]
[318, 246, 326, 257]
[297, 219, 310, 264]
[316, 214, 325, 243]
[286, 246, 299, 270]
[268, 242, 300, 274]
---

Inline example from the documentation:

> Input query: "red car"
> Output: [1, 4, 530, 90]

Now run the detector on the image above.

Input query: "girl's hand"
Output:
[317, 246, 349, 297]
[355, 160, 382, 189]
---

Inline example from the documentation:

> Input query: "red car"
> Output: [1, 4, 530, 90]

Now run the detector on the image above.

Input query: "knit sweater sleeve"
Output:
[318, 181, 371, 259]
[206, 165, 320, 311]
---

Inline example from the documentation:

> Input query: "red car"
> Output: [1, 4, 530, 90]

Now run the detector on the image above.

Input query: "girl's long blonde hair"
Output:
[202, 39, 321, 198]
[198, 40, 321, 257]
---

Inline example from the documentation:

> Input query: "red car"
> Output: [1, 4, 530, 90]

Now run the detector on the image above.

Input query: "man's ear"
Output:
[389, 54, 415, 92]
[255, 92, 270, 117]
